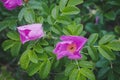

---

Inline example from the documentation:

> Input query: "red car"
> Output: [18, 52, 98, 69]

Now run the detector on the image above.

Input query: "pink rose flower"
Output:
[53, 35, 87, 60]
[2, 0, 23, 10]
[17, 24, 44, 44]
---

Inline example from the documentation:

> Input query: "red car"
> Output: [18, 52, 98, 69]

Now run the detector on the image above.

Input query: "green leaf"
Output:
[65, 63, 75, 76]
[63, 23, 83, 35]
[67, 0, 83, 6]
[47, 15, 55, 25]
[39, 60, 51, 79]
[39, 39, 49, 46]
[36, 16, 44, 24]
[38, 53, 48, 61]
[114, 26, 120, 34]
[63, 27, 71, 35]
[7, 31, 19, 41]
[51, 6, 59, 19]
[28, 50, 38, 63]
[104, 11, 116, 20]
[34, 43, 43, 53]
[96, 58, 109, 68]
[69, 69, 79, 80]
[97, 67, 110, 79]
[19, 50, 30, 69]
[29, 0, 42, 9]
[106, 40, 120, 51]
[73, 24, 83, 35]
[54, 72, 68, 80]
[107, 1, 120, 6]
[114, 66, 120, 74]
[87, 46, 99, 61]
[62, 6, 80, 15]
[44, 46, 54, 53]
[85, 23, 99, 33]
[0, 20, 17, 31]
[2, 40, 15, 51]
[81, 54, 87, 61]
[76, 71, 86, 80]
[98, 45, 116, 60]
[88, 33, 98, 45]
[51, 25, 62, 35]
[0, 21, 9, 32]
[59, 0, 68, 11]
[56, 16, 71, 24]
[27, 62, 44, 76]
[79, 61, 95, 69]
[24, 8, 35, 23]
[18, 8, 25, 21]
[108, 70, 116, 80]
[80, 68, 95, 80]
[99, 35, 115, 45]
[10, 42, 21, 56]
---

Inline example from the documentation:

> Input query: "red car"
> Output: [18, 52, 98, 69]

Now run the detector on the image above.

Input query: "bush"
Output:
[0, 0, 120, 80]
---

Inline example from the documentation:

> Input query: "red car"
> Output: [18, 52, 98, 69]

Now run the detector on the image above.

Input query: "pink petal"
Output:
[57, 51, 71, 60]
[18, 29, 30, 44]
[17, 0, 23, 6]
[17, 24, 44, 44]
[53, 41, 72, 54]
[68, 52, 82, 60]
[2, 0, 23, 10]
[19, 33, 29, 44]
[53, 35, 87, 60]
[60, 35, 87, 51]
[1, 0, 7, 2]
[28, 24, 44, 40]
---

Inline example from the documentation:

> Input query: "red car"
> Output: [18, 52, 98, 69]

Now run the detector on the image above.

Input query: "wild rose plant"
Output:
[1, 0, 120, 80]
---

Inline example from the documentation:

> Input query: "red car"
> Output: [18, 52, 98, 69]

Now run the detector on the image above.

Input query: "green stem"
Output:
[110, 61, 113, 69]
[75, 60, 80, 70]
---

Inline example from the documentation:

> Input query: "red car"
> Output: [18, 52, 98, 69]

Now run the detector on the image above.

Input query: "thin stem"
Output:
[75, 60, 80, 70]
[110, 61, 113, 69]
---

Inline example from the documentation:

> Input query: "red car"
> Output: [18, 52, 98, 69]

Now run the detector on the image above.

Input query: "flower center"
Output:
[67, 43, 77, 53]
